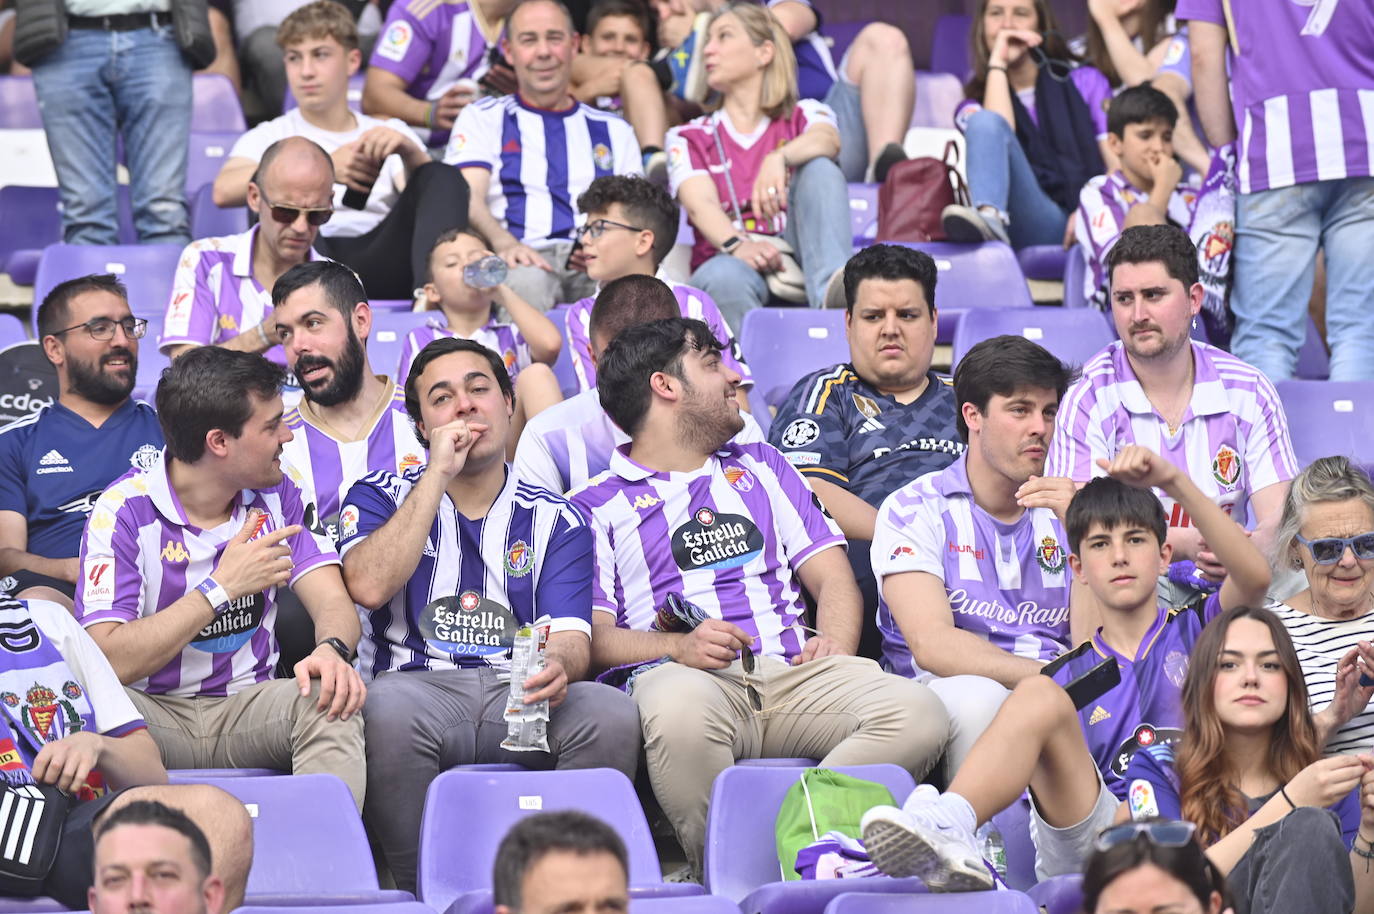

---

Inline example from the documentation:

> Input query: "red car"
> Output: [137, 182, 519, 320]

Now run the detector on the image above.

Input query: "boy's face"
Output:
[580, 204, 655, 282]
[1068, 520, 1171, 614]
[283, 36, 360, 113]
[1111, 118, 1175, 190]
[425, 234, 495, 310]
[587, 13, 649, 60]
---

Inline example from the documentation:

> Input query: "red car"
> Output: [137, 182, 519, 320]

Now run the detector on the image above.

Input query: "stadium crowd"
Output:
[0, 0, 1371, 911]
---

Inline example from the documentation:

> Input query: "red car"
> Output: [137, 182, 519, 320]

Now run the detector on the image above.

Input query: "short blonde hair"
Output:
[708, 2, 797, 121]
[277, 0, 359, 52]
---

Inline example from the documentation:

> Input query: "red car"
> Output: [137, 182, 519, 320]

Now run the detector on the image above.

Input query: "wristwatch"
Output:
[196, 576, 231, 615]
[318, 637, 357, 663]
[721, 235, 743, 254]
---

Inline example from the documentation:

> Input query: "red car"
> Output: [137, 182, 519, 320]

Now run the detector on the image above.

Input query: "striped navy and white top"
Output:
[1269, 599, 1374, 756]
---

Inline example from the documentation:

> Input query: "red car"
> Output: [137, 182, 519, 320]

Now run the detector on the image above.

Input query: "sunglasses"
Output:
[259, 190, 333, 227]
[1094, 820, 1197, 853]
[738, 621, 823, 713]
[1296, 532, 1374, 564]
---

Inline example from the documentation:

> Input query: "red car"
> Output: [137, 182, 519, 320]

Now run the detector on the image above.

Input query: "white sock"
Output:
[939, 792, 978, 836]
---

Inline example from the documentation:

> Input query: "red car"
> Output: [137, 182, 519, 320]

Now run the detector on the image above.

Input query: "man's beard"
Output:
[68, 348, 136, 405]
[674, 378, 744, 454]
[296, 328, 366, 407]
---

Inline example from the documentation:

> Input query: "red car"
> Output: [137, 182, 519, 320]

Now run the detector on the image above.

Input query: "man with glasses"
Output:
[568, 317, 947, 880]
[336, 336, 638, 893]
[162, 137, 333, 367]
[445, 0, 642, 311]
[0, 275, 163, 609]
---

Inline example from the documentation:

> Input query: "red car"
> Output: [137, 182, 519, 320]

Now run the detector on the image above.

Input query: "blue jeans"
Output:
[689, 156, 854, 333]
[30, 23, 192, 245]
[1231, 177, 1374, 382]
[825, 77, 867, 183]
[963, 109, 1068, 249]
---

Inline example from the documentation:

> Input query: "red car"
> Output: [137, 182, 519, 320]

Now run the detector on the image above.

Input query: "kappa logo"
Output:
[631, 494, 662, 510]
[218, 314, 238, 331]
[160, 542, 190, 564]
[1088, 705, 1111, 726]
[1211, 444, 1241, 488]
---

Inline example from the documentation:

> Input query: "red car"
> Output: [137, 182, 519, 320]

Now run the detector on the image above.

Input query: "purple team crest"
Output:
[505, 540, 534, 577]
[1211, 445, 1241, 488]
[1036, 536, 1065, 573]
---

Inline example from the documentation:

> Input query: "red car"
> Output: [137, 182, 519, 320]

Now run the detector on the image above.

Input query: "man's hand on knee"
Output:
[294, 647, 367, 721]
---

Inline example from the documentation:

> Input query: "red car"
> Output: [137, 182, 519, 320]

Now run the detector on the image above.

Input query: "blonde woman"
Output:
[665, 2, 852, 332]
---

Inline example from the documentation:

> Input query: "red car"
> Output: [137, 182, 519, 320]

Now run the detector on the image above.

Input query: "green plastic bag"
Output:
[773, 769, 895, 881]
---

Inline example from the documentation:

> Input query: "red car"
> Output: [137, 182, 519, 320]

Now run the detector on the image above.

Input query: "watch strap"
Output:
[318, 637, 356, 663]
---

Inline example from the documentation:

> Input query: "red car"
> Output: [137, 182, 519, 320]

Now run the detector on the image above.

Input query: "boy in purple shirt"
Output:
[1183, 0, 1374, 382]
[872, 334, 1081, 777]
[859, 445, 1271, 889]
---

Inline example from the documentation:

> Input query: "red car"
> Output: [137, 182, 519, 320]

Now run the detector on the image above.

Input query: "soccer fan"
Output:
[1077, 85, 1198, 310]
[214, 2, 470, 301]
[561, 176, 749, 394]
[162, 138, 332, 366]
[0, 277, 162, 608]
[1049, 225, 1297, 599]
[273, 261, 426, 534]
[0, 593, 251, 912]
[871, 335, 1080, 775]
[398, 229, 564, 452]
[492, 811, 630, 914]
[89, 801, 236, 914]
[363, 0, 514, 150]
[514, 275, 764, 496]
[570, 317, 948, 877]
[74, 347, 367, 806]
[338, 337, 639, 893]
[18, 0, 198, 245]
[445, 0, 642, 310]
[1184, 0, 1374, 381]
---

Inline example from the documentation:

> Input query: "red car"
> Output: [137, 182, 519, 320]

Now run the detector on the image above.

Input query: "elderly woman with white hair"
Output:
[1268, 455, 1374, 755]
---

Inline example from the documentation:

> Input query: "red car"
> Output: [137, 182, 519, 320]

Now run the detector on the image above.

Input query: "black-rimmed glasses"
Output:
[575, 218, 644, 240]
[51, 316, 148, 341]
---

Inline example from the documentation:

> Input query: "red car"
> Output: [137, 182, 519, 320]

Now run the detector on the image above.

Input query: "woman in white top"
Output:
[1269, 455, 1374, 755]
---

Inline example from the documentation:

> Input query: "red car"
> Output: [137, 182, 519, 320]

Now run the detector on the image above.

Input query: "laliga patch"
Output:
[418, 592, 518, 657]
[888, 543, 915, 562]
[780, 418, 820, 448]
[1111, 724, 1183, 776]
[1127, 779, 1159, 819]
[1162, 36, 1185, 66]
[82, 556, 115, 605]
[191, 592, 266, 654]
[377, 20, 414, 63]
[672, 509, 764, 572]
[593, 142, 613, 171]
[339, 505, 360, 540]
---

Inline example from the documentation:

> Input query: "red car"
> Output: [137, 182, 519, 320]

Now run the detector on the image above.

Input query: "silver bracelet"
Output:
[257, 321, 271, 349]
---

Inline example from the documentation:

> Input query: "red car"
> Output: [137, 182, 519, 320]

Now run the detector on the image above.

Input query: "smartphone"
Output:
[1044, 655, 1122, 711]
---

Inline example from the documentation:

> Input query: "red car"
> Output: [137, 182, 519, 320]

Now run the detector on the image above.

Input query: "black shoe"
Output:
[873, 142, 909, 183]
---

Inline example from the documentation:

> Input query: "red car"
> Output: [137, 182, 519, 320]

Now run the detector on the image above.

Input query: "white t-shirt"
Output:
[229, 108, 427, 238]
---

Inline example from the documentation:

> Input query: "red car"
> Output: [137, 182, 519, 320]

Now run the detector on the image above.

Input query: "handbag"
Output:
[877, 140, 970, 243]
[0, 780, 69, 895]
[712, 124, 809, 303]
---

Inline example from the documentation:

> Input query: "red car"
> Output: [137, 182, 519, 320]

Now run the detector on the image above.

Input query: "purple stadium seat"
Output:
[737, 308, 849, 419]
[736, 758, 817, 767]
[369, 310, 432, 381]
[371, 299, 417, 311]
[952, 306, 1115, 369]
[451, 763, 525, 772]
[888, 241, 1033, 310]
[1016, 245, 1068, 282]
[168, 767, 286, 781]
[1026, 874, 1084, 914]
[2, 186, 138, 284]
[704, 764, 917, 905]
[1296, 316, 1330, 380]
[0, 76, 41, 128]
[1277, 380, 1374, 473]
[930, 15, 974, 79]
[1062, 246, 1089, 309]
[189, 183, 249, 240]
[0, 315, 25, 349]
[417, 768, 701, 914]
[912, 72, 962, 130]
[989, 795, 1036, 891]
[187, 130, 243, 193]
[182, 773, 403, 904]
[33, 243, 182, 327]
[848, 184, 879, 247]
[193, 73, 247, 133]
[818, 21, 869, 65]
[0, 898, 66, 913]
[823, 890, 1038, 913]
[448, 892, 743, 914]
[233, 904, 433, 914]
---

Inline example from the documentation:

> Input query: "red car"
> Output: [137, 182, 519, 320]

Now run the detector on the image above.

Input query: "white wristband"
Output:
[196, 576, 231, 614]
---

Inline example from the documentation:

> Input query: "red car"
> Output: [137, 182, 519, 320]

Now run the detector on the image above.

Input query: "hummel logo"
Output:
[1089, 705, 1111, 726]
[39, 450, 67, 466]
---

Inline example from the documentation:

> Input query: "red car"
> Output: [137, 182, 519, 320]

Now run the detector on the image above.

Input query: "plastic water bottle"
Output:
[463, 255, 508, 289]
[976, 822, 1007, 881]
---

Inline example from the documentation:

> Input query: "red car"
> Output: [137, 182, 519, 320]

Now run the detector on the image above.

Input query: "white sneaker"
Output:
[940, 204, 1011, 245]
[860, 788, 992, 892]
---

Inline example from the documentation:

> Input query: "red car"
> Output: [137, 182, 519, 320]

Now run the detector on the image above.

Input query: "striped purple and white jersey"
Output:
[160, 227, 324, 366]
[74, 453, 340, 699]
[1077, 171, 1198, 309]
[1048, 340, 1298, 530]
[396, 315, 531, 387]
[1176, 0, 1374, 193]
[570, 442, 844, 662]
[445, 95, 642, 248]
[512, 389, 765, 495]
[280, 382, 426, 538]
[563, 276, 752, 392]
[871, 455, 1073, 678]
[337, 467, 592, 679]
